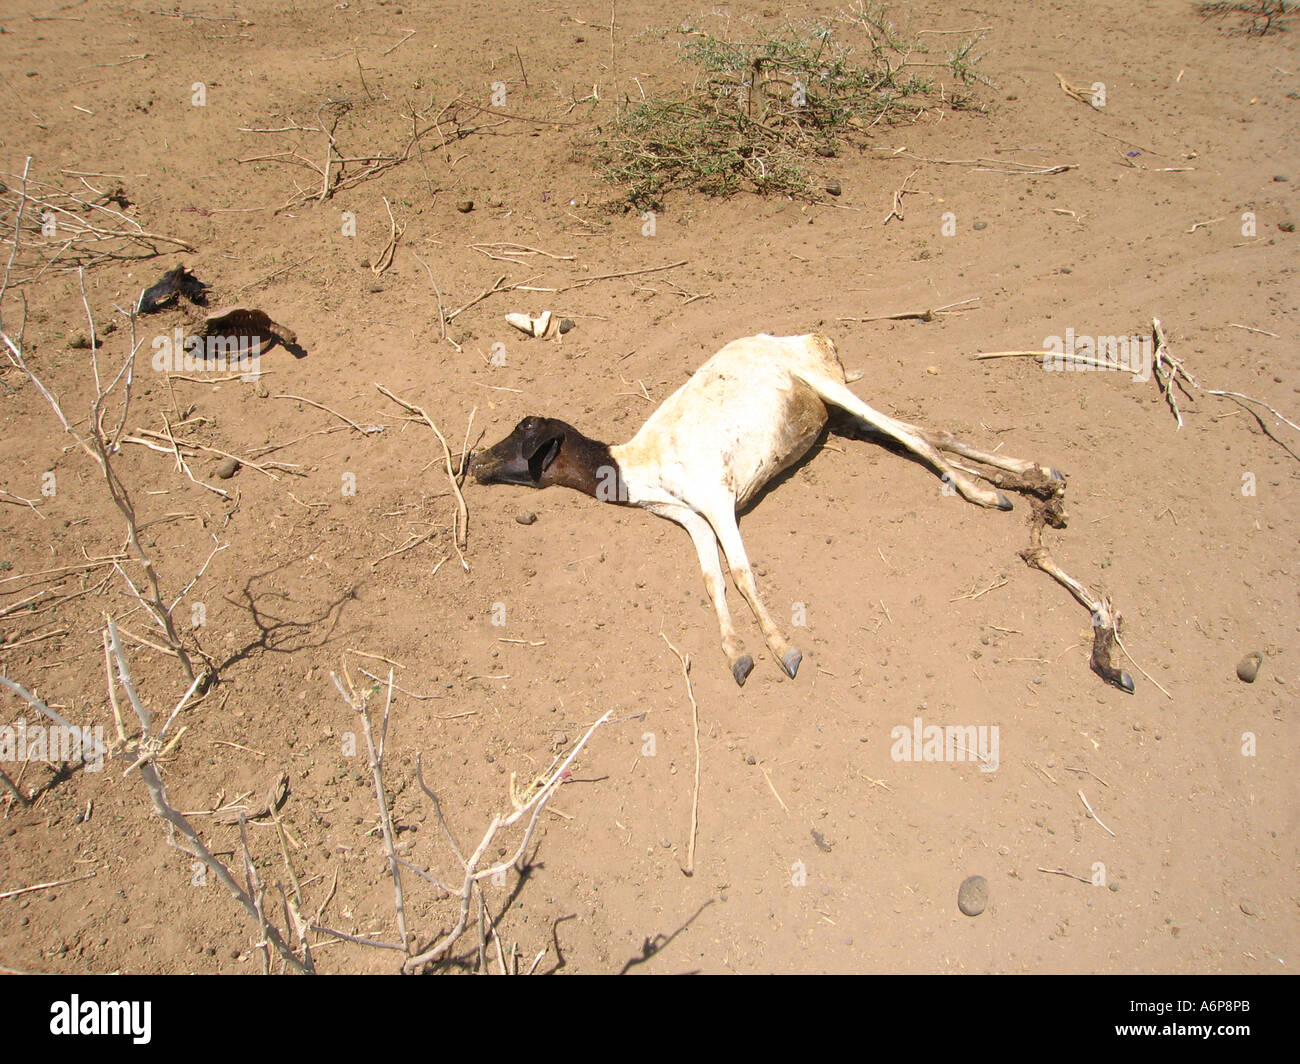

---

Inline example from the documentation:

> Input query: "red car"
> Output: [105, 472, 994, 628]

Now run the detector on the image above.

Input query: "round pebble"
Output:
[958, 874, 988, 917]
[214, 456, 240, 479]
[1236, 651, 1262, 683]
[515, 511, 537, 525]
[456, 200, 474, 213]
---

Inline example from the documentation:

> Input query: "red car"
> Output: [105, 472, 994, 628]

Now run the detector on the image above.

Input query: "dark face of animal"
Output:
[471, 417, 573, 488]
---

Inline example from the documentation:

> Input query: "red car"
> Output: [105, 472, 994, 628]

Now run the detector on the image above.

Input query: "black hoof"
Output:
[781, 648, 802, 679]
[995, 491, 1013, 511]
[732, 655, 754, 686]
[1116, 671, 1135, 695]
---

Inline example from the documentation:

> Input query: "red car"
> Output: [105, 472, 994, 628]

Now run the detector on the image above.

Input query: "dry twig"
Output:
[660, 634, 701, 876]
[375, 384, 472, 559]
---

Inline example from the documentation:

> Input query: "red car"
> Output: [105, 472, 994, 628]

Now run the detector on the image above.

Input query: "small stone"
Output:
[1236, 651, 1262, 683]
[1279, 220, 1295, 233]
[824, 180, 842, 196]
[214, 457, 240, 479]
[973, 220, 988, 231]
[926, 366, 939, 375]
[1274, 175, 1289, 182]
[958, 875, 988, 916]
[456, 200, 474, 213]
[558, 318, 576, 334]
[515, 511, 537, 525]
[254, 380, 269, 398]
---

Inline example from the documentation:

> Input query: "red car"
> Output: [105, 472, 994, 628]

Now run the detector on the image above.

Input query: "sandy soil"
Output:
[0, 0, 1295, 974]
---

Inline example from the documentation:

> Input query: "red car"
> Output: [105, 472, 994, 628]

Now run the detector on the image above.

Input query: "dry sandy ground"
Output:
[0, 0, 1295, 974]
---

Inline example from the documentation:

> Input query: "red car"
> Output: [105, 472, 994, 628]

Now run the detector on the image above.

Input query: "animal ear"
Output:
[526, 433, 563, 483]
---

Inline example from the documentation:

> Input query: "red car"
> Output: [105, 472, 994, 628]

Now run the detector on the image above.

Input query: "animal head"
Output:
[472, 417, 628, 502]
[471, 416, 576, 488]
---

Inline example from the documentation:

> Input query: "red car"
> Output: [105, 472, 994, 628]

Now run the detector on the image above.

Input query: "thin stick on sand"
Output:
[374, 384, 472, 557]
[660, 634, 701, 877]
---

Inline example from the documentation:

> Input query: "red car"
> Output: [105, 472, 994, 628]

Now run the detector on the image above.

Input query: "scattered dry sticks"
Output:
[1036, 866, 1094, 885]
[1151, 317, 1194, 428]
[1229, 322, 1279, 338]
[0, 871, 97, 901]
[1055, 72, 1100, 109]
[331, 668, 408, 954]
[552, 260, 687, 294]
[0, 165, 193, 283]
[839, 296, 979, 324]
[370, 197, 405, 275]
[0, 624, 309, 973]
[410, 252, 450, 346]
[124, 428, 292, 481]
[449, 261, 689, 321]
[239, 96, 478, 209]
[0, 487, 44, 517]
[1077, 789, 1116, 838]
[1152, 319, 1299, 459]
[950, 574, 1007, 602]
[977, 318, 1298, 460]
[371, 525, 438, 568]
[883, 167, 921, 224]
[272, 392, 378, 437]
[374, 384, 473, 563]
[873, 147, 1075, 176]
[973, 351, 1145, 372]
[445, 273, 529, 324]
[2, 183, 204, 681]
[213, 771, 290, 826]
[395, 703, 612, 972]
[469, 242, 574, 266]
[660, 634, 701, 877]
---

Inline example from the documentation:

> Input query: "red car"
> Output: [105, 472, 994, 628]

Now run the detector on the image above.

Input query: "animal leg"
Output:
[661, 505, 755, 686]
[700, 502, 803, 679]
[798, 370, 1012, 510]
[886, 418, 1065, 485]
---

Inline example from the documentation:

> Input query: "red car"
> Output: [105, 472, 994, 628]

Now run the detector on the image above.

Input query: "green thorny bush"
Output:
[595, 6, 990, 210]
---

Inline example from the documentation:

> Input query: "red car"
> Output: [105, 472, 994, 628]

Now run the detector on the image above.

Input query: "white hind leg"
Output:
[795, 370, 1012, 510]
[887, 420, 1064, 483]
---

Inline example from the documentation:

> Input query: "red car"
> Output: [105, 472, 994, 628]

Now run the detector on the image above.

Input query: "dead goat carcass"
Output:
[472, 332, 1131, 691]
